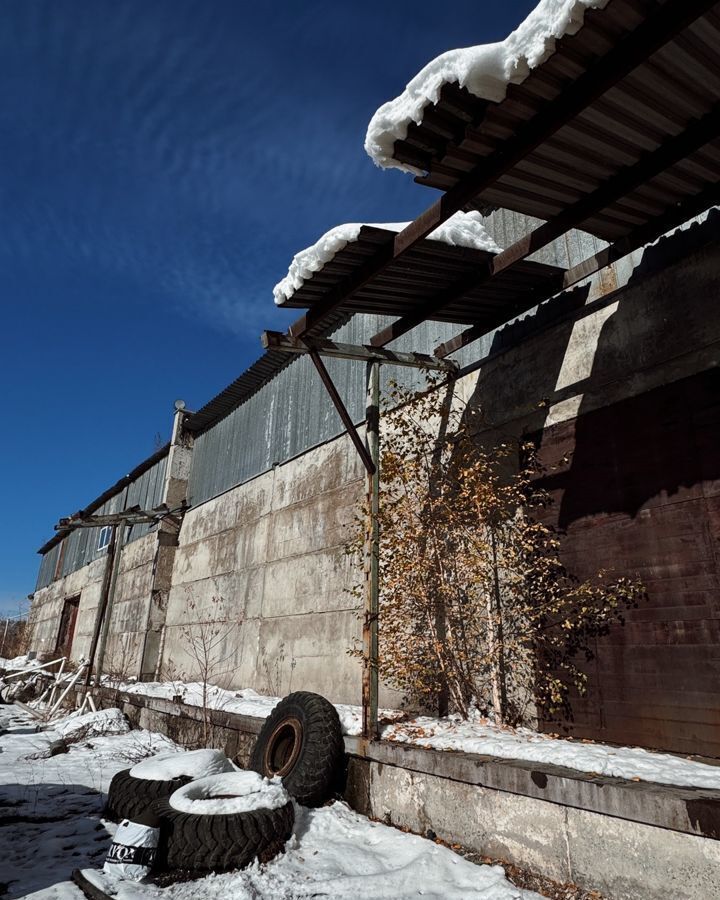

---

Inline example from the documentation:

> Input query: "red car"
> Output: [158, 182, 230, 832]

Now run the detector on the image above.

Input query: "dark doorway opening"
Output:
[55, 596, 80, 658]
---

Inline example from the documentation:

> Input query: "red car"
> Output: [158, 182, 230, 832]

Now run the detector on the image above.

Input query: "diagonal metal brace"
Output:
[308, 350, 376, 475]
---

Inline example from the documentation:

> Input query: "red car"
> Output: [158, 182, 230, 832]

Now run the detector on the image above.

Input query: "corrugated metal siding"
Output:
[188, 315, 466, 506]
[187, 205, 635, 507]
[35, 454, 167, 590]
[36, 543, 60, 591]
[481, 209, 608, 269]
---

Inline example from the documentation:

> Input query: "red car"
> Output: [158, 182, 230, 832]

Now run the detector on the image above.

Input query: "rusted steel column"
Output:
[362, 361, 380, 742]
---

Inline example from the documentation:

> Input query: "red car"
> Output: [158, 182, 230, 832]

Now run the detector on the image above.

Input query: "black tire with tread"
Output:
[153, 796, 294, 872]
[250, 691, 343, 807]
[106, 768, 190, 822]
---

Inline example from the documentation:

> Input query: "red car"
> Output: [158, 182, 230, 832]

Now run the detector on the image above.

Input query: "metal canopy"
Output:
[283, 0, 720, 347]
[400, 0, 720, 243]
[56, 503, 183, 531]
[37, 443, 170, 555]
[277, 226, 565, 328]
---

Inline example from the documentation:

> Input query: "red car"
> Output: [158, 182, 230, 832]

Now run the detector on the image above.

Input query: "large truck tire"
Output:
[250, 691, 343, 807]
[106, 769, 190, 823]
[153, 795, 294, 872]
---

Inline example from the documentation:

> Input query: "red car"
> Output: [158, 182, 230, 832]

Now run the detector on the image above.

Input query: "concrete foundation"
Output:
[88, 686, 720, 900]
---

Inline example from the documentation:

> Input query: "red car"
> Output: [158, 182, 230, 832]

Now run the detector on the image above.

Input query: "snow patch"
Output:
[168, 771, 290, 816]
[53, 707, 129, 741]
[130, 748, 235, 781]
[384, 712, 720, 790]
[0, 653, 41, 671]
[366, 0, 610, 172]
[273, 211, 500, 304]
[0, 707, 181, 898]
[75, 802, 541, 900]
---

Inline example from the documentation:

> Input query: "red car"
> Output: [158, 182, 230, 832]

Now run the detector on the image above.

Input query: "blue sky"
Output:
[0, 0, 535, 614]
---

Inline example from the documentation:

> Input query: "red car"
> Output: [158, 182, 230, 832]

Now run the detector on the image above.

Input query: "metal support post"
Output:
[95, 523, 126, 683]
[89, 524, 126, 686]
[362, 360, 380, 742]
[84, 524, 118, 687]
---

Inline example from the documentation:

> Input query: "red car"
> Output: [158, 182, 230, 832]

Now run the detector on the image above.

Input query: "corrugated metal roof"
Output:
[277, 225, 565, 327]
[394, 0, 720, 242]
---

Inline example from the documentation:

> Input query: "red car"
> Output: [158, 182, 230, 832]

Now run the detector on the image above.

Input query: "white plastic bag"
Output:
[103, 818, 159, 881]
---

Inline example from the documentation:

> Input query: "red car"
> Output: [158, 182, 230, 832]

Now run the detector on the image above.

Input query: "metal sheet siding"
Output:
[188, 315, 465, 506]
[36, 455, 168, 589]
[36, 544, 59, 591]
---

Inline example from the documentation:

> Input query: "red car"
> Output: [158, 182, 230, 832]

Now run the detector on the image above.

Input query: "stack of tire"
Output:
[106, 691, 343, 875]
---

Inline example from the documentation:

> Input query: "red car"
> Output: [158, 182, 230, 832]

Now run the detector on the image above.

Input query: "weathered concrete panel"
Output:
[265, 484, 359, 562]
[261, 547, 355, 618]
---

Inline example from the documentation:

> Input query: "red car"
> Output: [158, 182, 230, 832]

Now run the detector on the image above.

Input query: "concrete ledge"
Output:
[345, 736, 720, 842]
[85, 687, 720, 899]
[94, 686, 720, 842]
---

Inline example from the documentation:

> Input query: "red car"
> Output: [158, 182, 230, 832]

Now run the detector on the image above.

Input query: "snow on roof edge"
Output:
[273, 211, 501, 305]
[365, 0, 610, 174]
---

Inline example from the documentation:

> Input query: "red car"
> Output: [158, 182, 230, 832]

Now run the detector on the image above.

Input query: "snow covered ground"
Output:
[107, 679, 720, 790]
[0, 655, 41, 672]
[365, 0, 610, 172]
[0, 707, 175, 898]
[0, 707, 539, 900]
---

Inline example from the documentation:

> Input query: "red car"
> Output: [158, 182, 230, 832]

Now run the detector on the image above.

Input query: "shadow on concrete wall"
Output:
[461, 211, 720, 755]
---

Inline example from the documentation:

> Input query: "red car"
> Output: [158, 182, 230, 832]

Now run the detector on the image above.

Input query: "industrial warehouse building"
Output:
[28, 0, 720, 763]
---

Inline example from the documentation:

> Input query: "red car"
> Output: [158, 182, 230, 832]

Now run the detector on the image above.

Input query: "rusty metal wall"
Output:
[35, 454, 167, 590]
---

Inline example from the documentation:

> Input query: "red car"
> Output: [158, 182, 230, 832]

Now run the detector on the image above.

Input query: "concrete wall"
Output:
[29, 556, 107, 661]
[460, 228, 720, 755]
[99, 532, 161, 678]
[156, 222, 720, 731]
[159, 432, 374, 704]
[349, 757, 720, 900]
[29, 532, 160, 675]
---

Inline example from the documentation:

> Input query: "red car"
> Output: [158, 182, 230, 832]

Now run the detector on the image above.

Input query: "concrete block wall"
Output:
[158, 432, 376, 704]
[100, 532, 160, 678]
[28, 533, 158, 669]
[29, 557, 107, 661]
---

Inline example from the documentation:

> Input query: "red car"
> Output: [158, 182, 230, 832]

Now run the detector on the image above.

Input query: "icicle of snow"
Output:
[365, 0, 610, 173]
[273, 211, 501, 305]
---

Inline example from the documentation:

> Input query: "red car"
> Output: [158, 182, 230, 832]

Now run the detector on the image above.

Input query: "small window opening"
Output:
[97, 525, 112, 552]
